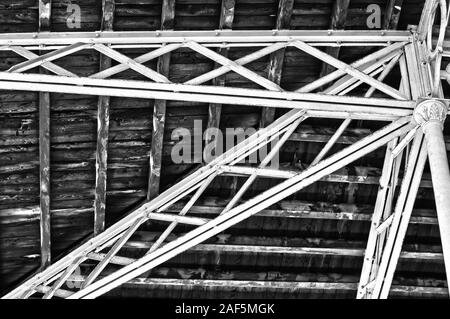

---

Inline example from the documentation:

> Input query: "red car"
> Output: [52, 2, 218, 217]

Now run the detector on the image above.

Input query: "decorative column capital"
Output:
[413, 99, 448, 129]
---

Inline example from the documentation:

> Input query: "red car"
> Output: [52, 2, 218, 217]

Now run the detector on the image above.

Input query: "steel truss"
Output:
[358, 0, 450, 299]
[2, 0, 450, 299]
[0, 30, 413, 121]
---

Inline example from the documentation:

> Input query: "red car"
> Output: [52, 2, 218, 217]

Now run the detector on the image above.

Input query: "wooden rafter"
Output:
[147, 0, 175, 200]
[384, 0, 403, 30]
[55, 277, 450, 299]
[319, 0, 350, 78]
[38, 0, 52, 269]
[259, 0, 294, 128]
[94, 0, 115, 236]
[205, 0, 235, 144]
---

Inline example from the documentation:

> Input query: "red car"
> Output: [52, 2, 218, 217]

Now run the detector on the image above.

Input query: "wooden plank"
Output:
[94, 0, 115, 236]
[74, 265, 447, 294]
[318, 0, 350, 78]
[38, 0, 52, 269]
[384, 0, 403, 30]
[205, 0, 235, 145]
[147, 0, 175, 200]
[2, 198, 438, 225]
[259, 0, 294, 128]
[165, 198, 438, 225]
[65, 275, 449, 298]
[124, 240, 444, 261]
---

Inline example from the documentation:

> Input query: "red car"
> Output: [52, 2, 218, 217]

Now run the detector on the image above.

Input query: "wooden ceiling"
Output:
[1, 0, 449, 298]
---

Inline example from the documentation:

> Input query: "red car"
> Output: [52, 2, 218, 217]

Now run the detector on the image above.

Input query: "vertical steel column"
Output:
[414, 99, 450, 283]
[415, 0, 450, 286]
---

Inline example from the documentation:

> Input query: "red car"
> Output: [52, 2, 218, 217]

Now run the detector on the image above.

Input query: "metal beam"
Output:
[414, 37, 450, 291]
[3, 108, 306, 298]
[0, 72, 414, 120]
[2, 108, 412, 298]
[69, 117, 413, 299]
[0, 30, 412, 49]
[357, 41, 436, 299]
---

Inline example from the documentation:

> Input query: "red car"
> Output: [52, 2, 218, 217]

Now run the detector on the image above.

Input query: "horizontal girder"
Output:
[0, 72, 414, 120]
[0, 30, 412, 50]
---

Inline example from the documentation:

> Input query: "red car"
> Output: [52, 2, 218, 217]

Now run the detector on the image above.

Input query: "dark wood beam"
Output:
[46, 276, 449, 298]
[94, 0, 115, 236]
[205, 0, 235, 145]
[121, 278, 448, 298]
[0, 197, 438, 226]
[147, 0, 175, 200]
[82, 265, 447, 294]
[259, 0, 294, 128]
[122, 238, 443, 261]
[38, 0, 52, 269]
[166, 200, 437, 225]
[205, 0, 236, 194]
[384, 0, 403, 30]
[318, 0, 350, 78]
